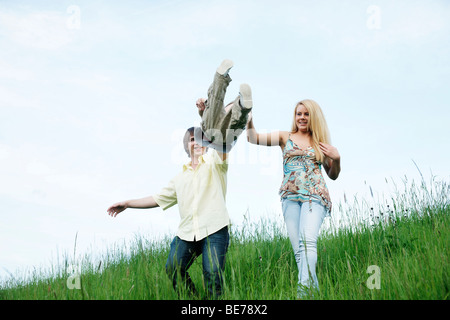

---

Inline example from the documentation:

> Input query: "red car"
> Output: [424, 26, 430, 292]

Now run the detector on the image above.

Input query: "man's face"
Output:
[189, 135, 206, 158]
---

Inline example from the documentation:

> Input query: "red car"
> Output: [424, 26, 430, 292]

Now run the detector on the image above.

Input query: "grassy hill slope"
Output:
[1, 179, 448, 300]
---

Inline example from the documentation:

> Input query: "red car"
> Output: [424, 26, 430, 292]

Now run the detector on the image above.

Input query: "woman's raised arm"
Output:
[246, 114, 288, 147]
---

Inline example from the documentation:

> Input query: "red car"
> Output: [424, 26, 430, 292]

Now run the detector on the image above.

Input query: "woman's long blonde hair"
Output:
[291, 99, 331, 163]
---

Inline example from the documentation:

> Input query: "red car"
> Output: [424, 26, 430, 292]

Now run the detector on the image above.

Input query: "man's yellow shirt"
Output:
[153, 149, 230, 241]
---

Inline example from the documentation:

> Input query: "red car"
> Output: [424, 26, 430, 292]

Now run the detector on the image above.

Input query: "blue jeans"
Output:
[165, 226, 229, 298]
[282, 199, 326, 297]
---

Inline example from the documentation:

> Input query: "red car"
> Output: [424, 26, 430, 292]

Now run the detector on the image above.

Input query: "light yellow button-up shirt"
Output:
[153, 149, 230, 241]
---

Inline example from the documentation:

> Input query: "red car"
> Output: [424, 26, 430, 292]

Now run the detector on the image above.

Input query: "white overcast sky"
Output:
[1, 0, 449, 281]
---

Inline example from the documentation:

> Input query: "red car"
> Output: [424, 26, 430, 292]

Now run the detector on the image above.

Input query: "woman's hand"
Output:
[320, 142, 341, 180]
[319, 142, 340, 161]
[246, 111, 253, 126]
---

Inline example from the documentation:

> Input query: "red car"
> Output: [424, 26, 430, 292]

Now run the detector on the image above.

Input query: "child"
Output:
[195, 59, 253, 153]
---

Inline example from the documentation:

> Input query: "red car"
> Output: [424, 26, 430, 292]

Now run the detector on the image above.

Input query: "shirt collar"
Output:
[183, 154, 206, 172]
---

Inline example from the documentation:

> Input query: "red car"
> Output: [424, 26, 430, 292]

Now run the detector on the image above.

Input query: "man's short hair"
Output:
[183, 127, 195, 157]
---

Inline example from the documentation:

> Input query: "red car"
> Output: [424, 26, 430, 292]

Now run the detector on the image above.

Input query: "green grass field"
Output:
[1, 177, 448, 300]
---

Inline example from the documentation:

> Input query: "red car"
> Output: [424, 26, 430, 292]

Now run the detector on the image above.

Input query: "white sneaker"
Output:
[239, 83, 252, 109]
[216, 59, 234, 76]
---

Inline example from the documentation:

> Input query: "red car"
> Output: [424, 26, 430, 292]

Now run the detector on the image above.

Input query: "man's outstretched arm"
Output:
[107, 196, 159, 217]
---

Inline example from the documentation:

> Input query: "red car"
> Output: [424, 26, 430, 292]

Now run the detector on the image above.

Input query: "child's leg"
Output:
[222, 84, 253, 145]
[230, 84, 252, 130]
[201, 61, 233, 144]
[199, 60, 253, 151]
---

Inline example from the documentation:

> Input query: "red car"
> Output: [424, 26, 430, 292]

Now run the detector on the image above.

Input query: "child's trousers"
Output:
[199, 72, 251, 152]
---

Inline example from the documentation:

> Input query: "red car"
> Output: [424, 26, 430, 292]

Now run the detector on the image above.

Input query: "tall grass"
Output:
[1, 176, 448, 300]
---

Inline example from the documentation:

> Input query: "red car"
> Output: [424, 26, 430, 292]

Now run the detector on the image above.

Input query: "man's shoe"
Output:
[216, 59, 234, 76]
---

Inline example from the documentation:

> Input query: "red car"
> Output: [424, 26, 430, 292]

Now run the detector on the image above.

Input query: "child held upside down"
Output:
[194, 59, 253, 153]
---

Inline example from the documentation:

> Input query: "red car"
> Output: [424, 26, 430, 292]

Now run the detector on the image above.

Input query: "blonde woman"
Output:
[247, 99, 340, 298]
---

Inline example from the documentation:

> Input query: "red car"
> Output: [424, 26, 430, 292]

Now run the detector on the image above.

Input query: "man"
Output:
[107, 128, 229, 298]
[107, 60, 253, 298]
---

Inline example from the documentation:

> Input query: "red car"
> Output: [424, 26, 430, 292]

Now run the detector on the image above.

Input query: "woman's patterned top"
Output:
[279, 135, 332, 214]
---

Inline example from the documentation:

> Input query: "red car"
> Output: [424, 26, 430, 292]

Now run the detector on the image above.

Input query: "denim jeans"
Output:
[282, 199, 326, 297]
[165, 226, 229, 298]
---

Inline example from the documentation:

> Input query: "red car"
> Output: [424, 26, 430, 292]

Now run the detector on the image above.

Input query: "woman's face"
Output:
[295, 104, 310, 132]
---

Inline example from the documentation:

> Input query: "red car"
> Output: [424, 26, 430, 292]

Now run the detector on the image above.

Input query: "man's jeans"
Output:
[165, 226, 229, 298]
[282, 199, 326, 297]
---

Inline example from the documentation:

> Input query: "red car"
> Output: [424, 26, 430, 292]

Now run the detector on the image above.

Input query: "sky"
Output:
[1, 0, 449, 282]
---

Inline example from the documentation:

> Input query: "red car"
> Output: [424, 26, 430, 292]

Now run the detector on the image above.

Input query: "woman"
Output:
[247, 99, 341, 298]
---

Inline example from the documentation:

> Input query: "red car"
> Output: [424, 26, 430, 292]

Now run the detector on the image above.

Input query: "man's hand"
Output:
[107, 196, 159, 217]
[107, 201, 128, 217]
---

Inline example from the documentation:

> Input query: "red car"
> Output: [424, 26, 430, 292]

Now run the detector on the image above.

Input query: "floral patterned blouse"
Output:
[279, 136, 332, 214]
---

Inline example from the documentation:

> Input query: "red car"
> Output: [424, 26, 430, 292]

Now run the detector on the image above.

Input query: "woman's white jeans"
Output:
[282, 199, 326, 297]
